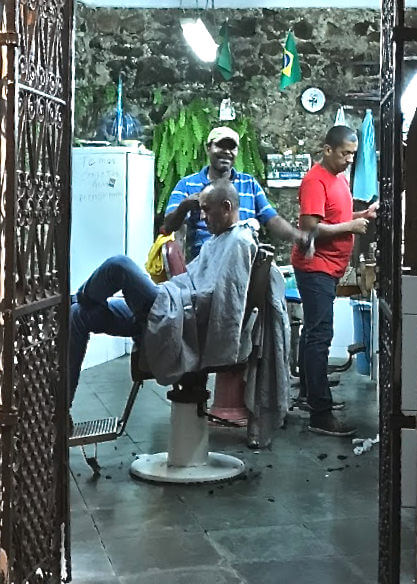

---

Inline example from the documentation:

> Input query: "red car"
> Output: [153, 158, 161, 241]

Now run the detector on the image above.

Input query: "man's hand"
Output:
[350, 217, 369, 234]
[163, 194, 202, 234]
[353, 201, 379, 221]
[183, 193, 201, 213]
[362, 201, 379, 220]
[295, 229, 315, 259]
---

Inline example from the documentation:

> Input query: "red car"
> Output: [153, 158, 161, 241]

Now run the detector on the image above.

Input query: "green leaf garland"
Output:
[152, 98, 266, 214]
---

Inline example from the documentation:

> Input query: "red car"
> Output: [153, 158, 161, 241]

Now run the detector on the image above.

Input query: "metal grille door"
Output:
[379, 1, 417, 582]
[0, 0, 73, 581]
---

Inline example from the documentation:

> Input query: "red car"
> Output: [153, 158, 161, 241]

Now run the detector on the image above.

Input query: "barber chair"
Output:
[285, 287, 303, 377]
[130, 242, 274, 483]
[70, 240, 274, 483]
[282, 275, 367, 381]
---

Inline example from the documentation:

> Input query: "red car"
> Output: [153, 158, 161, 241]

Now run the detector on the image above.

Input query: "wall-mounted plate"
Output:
[301, 87, 326, 113]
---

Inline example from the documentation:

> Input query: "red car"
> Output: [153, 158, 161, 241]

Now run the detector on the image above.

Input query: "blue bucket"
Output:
[351, 300, 371, 375]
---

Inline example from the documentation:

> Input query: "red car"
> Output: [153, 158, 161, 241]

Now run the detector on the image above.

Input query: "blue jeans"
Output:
[294, 269, 338, 416]
[69, 255, 159, 404]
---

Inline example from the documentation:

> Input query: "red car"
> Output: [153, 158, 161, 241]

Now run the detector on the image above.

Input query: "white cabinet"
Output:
[402, 428, 417, 508]
[329, 297, 354, 360]
[401, 274, 417, 509]
[402, 275, 417, 413]
[71, 147, 154, 369]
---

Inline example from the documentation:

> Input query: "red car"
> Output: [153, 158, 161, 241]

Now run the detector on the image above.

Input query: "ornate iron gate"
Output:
[379, 1, 417, 582]
[0, 0, 73, 581]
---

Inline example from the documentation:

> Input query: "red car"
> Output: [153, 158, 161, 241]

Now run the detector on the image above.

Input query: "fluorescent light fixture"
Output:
[181, 18, 218, 63]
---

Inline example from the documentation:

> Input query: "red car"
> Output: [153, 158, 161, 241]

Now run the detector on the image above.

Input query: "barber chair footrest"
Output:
[130, 452, 245, 484]
[69, 417, 119, 447]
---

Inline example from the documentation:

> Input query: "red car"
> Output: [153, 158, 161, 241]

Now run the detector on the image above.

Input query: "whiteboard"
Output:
[70, 147, 155, 371]
[70, 149, 127, 292]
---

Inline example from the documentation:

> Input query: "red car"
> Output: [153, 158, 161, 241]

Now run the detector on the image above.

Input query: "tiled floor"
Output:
[70, 356, 416, 583]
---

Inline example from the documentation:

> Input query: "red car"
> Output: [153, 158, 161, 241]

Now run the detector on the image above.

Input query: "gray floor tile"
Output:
[72, 579, 121, 584]
[344, 553, 378, 582]
[304, 516, 378, 557]
[208, 524, 338, 563]
[104, 530, 222, 576]
[69, 355, 394, 581]
[90, 497, 202, 538]
[70, 538, 117, 581]
[234, 557, 366, 584]
[119, 566, 243, 584]
[183, 492, 295, 530]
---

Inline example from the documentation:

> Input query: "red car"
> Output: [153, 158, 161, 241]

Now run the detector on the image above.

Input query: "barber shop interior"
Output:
[1, 0, 417, 582]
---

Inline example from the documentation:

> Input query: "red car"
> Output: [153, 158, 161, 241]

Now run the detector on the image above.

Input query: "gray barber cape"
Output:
[143, 221, 258, 385]
[142, 220, 291, 430]
[245, 264, 291, 438]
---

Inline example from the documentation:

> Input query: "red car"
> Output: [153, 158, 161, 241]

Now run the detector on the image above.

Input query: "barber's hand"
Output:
[362, 201, 379, 220]
[183, 193, 201, 212]
[295, 229, 315, 259]
[350, 218, 369, 234]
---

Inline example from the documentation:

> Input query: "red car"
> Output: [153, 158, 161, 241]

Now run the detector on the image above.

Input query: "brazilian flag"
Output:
[279, 32, 302, 90]
[216, 22, 233, 81]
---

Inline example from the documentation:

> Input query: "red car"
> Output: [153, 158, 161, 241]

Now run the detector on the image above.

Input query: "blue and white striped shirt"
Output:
[165, 166, 277, 259]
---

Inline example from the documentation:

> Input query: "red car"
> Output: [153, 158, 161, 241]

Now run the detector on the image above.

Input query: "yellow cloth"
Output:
[145, 233, 175, 283]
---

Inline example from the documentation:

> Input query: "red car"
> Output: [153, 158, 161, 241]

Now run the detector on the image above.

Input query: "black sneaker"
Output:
[308, 414, 357, 437]
[291, 397, 345, 412]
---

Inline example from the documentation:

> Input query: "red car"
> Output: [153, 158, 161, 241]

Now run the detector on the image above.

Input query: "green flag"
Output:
[279, 32, 302, 90]
[216, 22, 233, 81]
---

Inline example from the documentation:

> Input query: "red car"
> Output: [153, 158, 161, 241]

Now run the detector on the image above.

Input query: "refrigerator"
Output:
[71, 146, 155, 369]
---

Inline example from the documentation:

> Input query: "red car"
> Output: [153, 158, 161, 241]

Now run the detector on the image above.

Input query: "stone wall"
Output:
[74, 5, 386, 261]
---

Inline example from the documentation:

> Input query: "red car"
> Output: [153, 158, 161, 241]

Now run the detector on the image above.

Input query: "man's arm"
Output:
[251, 178, 309, 248]
[265, 215, 309, 247]
[299, 214, 369, 238]
[163, 195, 200, 233]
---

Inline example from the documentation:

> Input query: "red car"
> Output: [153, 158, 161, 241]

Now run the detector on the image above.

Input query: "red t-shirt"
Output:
[291, 163, 354, 278]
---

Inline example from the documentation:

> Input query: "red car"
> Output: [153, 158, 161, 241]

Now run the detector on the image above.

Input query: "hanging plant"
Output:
[152, 98, 266, 214]
[74, 82, 117, 140]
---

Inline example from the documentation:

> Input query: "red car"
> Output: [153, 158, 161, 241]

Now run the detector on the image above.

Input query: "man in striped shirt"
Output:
[164, 126, 308, 259]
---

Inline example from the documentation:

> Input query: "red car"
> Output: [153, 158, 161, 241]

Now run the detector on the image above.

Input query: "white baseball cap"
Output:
[206, 126, 240, 147]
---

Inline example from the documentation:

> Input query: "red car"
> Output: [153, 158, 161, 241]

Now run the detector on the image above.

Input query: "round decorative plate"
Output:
[301, 87, 326, 113]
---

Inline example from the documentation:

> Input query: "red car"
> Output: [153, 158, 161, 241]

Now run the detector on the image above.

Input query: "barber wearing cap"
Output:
[164, 126, 309, 260]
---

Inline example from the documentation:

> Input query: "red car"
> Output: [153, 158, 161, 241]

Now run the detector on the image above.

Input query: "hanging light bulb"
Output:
[181, 18, 218, 63]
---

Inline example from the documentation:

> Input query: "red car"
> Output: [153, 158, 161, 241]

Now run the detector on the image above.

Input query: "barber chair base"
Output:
[130, 452, 245, 484]
[130, 399, 245, 484]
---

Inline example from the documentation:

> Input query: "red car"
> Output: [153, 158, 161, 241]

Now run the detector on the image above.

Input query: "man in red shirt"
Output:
[291, 125, 377, 437]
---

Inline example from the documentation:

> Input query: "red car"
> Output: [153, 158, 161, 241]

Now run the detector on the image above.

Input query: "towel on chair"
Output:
[145, 232, 175, 283]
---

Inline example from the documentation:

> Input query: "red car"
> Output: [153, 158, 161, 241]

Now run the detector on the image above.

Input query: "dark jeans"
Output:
[294, 269, 338, 416]
[69, 255, 159, 404]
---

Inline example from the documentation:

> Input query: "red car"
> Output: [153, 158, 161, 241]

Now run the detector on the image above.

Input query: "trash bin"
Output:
[282, 270, 302, 376]
[351, 300, 371, 375]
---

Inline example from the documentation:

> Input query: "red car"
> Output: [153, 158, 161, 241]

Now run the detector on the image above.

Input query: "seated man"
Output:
[70, 179, 261, 403]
